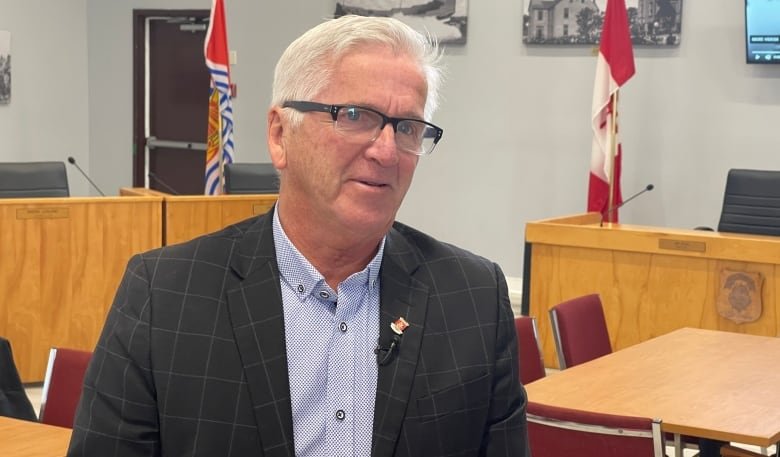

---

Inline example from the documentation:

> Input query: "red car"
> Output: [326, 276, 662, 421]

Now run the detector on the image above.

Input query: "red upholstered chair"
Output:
[514, 316, 546, 385]
[39, 347, 92, 428]
[548, 293, 612, 369]
[527, 401, 665, 457]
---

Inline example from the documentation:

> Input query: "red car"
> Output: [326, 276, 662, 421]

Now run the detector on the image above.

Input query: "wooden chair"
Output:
[527, 401, 665, 457]
[514, 316, 545, 384]
[39, 347, 92, 428]
[548, 293, 612, 369]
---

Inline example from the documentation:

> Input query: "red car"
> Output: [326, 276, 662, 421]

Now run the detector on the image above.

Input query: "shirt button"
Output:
[319, 291, 330, 299]
[297, 284, 304, 293]
[335, 409, 345, 421]
[339, 322, 348, 332]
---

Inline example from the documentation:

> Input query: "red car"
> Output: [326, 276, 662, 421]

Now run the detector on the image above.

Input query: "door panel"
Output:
[133, 11, 209, 195]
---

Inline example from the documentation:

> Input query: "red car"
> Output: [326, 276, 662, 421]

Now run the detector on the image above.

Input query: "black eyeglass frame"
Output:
[282, 100, 444, 155]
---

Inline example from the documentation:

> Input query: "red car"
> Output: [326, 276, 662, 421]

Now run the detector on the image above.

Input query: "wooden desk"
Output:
[525, 213, 780, 368]
[162, 194, 277, 245]
[0, 417, 71, 456]
[119, 188, 278, 245]
[0, 197, 163, 382]
[525, 328, 780, 447]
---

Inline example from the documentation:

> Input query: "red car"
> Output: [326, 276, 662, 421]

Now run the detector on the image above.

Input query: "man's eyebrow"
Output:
[345, 102, 424, 120]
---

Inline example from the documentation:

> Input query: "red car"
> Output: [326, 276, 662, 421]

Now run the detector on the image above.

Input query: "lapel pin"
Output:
[391, 317, 409, 335]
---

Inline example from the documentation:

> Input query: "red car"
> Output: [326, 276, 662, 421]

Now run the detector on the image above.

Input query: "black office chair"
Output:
[0, 162, 70, 198]
[223, 163, 279, 194]
[0, 336, 37, 421]
[716, 169, 780, 236]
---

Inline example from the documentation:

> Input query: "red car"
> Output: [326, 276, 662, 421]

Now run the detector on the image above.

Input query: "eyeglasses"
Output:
[282, 101, 444, 156]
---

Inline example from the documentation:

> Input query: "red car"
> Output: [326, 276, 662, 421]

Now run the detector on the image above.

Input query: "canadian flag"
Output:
[588, 0, 635, 222]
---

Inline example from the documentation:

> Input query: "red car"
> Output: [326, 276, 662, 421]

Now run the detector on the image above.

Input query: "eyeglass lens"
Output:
[335, 107, 435, 155]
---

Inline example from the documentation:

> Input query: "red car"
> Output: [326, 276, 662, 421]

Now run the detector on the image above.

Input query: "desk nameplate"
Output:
[659, 238, 706, 253]
[16, 207, 70, 220]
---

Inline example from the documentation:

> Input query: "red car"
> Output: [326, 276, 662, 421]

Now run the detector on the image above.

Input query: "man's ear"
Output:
[267, 107, 287, 170]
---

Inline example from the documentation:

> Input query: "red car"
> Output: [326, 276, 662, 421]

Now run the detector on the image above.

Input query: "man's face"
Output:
[271, 45, 428, 241]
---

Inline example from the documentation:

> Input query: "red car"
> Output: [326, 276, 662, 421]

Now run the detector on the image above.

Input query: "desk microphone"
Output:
[67, 156, 106, 196]
[148, 172, 180, 195]
[600, 183, 654, 227]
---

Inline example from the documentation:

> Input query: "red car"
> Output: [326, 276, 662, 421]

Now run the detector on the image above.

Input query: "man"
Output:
[68, 15, 528, 457]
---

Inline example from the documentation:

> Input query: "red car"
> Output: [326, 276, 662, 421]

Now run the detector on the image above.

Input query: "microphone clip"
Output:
[375, 317, 409, 366]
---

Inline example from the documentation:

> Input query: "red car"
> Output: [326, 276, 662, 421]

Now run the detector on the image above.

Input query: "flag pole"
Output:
[606, 90, 620, 222]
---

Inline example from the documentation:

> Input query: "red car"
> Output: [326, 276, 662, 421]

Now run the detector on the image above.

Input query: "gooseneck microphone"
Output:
[600, 184, 654, 227]
[148, 172, 180, 195]
[67, 156, 106, 196]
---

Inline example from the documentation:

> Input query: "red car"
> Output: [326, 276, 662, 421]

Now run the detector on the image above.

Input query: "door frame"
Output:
[131, 9, 209, 188]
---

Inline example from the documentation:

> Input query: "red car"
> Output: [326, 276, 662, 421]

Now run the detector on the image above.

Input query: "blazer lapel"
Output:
[226, 212, 295, 457]
[372, 227, 429, 457]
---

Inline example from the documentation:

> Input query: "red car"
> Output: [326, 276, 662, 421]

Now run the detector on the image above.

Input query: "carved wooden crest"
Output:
[716, 269, 763, 324]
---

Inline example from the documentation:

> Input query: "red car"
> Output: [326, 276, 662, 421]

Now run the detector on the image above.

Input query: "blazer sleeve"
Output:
[481, 264, 531, 457]
[67, 254, 162, 457]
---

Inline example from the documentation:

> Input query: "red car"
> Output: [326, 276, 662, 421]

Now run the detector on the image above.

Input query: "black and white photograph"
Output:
[335, 0, 468, 44]
[0, 31, 10, 104]
[523, 0, 683, 46]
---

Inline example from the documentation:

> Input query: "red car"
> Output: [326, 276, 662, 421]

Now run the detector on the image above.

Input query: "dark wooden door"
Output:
[133, 11, 210, 195]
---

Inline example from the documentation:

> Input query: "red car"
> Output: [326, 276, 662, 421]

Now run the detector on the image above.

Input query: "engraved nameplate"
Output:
[16, 206, 70, 219]
[16, 207, 70, 220]
[658, 239, 706, 253]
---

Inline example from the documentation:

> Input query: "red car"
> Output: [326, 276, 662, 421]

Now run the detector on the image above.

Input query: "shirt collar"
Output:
[272, 207, 385, 302]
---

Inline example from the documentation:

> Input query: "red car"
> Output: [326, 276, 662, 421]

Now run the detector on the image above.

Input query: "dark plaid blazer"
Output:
[68, 210, 529, 457]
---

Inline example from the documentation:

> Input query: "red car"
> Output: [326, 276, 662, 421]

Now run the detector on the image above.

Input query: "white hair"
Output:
[271, 15, 444, 125]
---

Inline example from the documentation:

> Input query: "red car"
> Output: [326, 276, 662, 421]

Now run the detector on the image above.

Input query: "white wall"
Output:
[3, 1, 780, 277]
[0, 0, 90, 196]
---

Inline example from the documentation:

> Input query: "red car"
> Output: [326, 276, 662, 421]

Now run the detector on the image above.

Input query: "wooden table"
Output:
[525, 328, 780, 450]
[0, 416, 71, 456]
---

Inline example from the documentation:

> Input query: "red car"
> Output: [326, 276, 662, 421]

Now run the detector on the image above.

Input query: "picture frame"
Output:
[523, 0, 683, 46]
[334, 0, 468, 44]
[0, 31, 10, 104]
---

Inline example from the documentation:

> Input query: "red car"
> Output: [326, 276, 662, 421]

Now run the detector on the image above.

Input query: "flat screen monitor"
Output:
[746, 0, 780, 63]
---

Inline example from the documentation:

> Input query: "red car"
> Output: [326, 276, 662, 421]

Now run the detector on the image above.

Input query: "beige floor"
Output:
[23, 384, 773, 456]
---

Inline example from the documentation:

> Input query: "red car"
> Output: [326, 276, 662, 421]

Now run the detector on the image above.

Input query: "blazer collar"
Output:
[227, 209, 296, 456]
[372, 224, 430, 457]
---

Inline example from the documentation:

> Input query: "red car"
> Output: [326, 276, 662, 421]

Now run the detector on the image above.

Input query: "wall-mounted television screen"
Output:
[746, 0, 780, 63]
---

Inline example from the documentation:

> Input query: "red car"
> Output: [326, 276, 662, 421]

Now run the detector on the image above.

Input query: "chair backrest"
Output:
[527, 401, 665, 457]
[514, 316, 546, 384]
[223, 163, 279, 194]
[0, 162, 70, 198]
[549, 293, 611, 369]
[717, 169, 780, 237]
[39, 347, 92, 428]
[0, 336, 37, 421]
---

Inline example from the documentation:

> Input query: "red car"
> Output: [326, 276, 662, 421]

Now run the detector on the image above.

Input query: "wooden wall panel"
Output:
[0, 197, 162, 382]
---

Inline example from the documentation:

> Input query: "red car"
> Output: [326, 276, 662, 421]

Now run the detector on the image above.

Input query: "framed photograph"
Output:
[0, 31, 9, 104]
[523, 0, 683, 46]
[334, 0, 468, 44]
